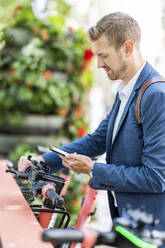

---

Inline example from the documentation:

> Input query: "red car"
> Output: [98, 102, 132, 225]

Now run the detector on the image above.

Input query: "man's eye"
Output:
[101, 55, 108, 59]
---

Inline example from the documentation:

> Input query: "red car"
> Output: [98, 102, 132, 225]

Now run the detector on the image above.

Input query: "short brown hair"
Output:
[88, 12, 141, 49]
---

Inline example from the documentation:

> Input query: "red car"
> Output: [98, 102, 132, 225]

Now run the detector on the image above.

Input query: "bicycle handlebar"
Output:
[6, 167, 29, 179]
[45, 188, 64, 208]
[42, 228, 117, 247]
[42, 229, 83, 244]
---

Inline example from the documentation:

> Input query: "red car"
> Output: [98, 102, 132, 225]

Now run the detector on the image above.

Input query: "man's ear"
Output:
[122, 40, 134, 57]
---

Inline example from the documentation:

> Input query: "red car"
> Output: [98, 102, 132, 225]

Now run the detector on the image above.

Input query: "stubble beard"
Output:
[107, 62, 127, 81]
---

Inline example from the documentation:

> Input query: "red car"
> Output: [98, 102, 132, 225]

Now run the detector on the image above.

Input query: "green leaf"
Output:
[49, 16, 65, 33]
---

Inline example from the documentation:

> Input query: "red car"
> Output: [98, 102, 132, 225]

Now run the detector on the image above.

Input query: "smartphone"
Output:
[49, 145, 69, 157]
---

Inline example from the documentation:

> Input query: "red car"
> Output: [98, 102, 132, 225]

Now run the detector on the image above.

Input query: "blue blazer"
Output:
[43, 61, 165, 230]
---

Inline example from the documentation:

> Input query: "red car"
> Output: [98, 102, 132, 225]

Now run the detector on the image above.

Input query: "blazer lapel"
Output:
[113, 89, 137, 143]
[106, 94, 121, 162]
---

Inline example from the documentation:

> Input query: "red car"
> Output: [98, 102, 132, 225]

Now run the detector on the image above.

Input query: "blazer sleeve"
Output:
[42, 110, 112, 172]
[91, 83, 165, 193]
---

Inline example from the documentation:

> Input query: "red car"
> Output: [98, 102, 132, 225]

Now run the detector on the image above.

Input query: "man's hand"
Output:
[60, 154, 94, 174]
[18, 155, 45, 173]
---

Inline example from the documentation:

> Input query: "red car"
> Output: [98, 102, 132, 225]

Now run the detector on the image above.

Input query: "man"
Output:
[18, 12, 165, 232]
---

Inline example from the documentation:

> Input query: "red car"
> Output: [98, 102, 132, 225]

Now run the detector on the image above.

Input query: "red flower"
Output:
[84, 49, 93, 62]
[14, 78, 20, 84]
[62, 10, 68, 16]
[44, 70, 52, 79]
[68, 27, 73, 33]
[8, 68, 14, 75]
[41, 29, 49, 41]
[15, 5, 23, 11]
[25, 82, 33, 89]
[68, 65, 74, 72]
[72, 199, 80, 206]
[75, 107, 83, 118]
[58, 107, 69, 117]
[77, 126, 87, 137]
[13, 5, 23, 17]
[81, 183, 88, 194]
[33, 26, 40, 33]
[80, 49, 94, 71]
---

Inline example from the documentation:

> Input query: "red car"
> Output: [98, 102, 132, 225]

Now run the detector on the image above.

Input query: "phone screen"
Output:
[49, 146, 69, 156]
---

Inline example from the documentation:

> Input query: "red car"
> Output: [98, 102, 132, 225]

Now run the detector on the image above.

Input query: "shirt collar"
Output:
[117, 62, 146, 101]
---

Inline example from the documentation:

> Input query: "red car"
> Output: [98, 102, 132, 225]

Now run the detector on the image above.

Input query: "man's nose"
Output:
[97, 57, 104, 68]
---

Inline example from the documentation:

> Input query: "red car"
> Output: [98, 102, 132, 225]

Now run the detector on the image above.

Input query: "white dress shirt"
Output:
[111, 62, 146, 207]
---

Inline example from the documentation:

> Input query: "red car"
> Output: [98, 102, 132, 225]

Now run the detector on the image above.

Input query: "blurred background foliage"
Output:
[0, 1, 94, 148]
[0, 0, 94, 223]
[0, 0, 71, 26]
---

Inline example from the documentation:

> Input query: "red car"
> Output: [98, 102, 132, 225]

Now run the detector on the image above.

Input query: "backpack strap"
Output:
[135, 76, 165, 124]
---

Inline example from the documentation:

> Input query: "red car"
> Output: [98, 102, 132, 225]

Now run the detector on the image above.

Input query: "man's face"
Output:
[92, 35, 127, 81]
